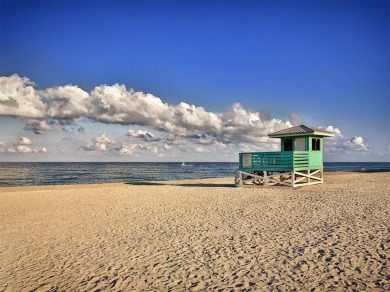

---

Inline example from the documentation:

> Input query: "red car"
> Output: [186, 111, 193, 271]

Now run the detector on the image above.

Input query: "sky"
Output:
[0, 0, 389, 162]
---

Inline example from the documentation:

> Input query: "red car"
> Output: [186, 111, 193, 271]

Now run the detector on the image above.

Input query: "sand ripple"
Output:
[0, 172, 389, 291]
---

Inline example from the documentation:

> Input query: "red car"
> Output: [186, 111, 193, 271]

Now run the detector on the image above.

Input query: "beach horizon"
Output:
[0, 161, 389, 188]
[1, 171, 389, 291]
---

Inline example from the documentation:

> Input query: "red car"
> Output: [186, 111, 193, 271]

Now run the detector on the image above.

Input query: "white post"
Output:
[263, 171, 268, 186]
[292, 171, 295, 187]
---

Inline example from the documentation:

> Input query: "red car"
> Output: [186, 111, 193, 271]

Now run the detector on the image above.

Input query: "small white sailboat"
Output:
[181, 162, 187, 166]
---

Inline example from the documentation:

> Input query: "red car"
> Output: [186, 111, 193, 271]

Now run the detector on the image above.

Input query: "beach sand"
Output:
[0, 172, 389, 291]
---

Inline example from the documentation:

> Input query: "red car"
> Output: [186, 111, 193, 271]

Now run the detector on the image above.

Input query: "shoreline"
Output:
[1, 171, 389, 291]
[1, 170, 389, 189]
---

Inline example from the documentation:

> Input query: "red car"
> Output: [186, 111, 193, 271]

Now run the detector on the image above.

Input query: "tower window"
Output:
[312, 138, 321, 151]
[295, 138, 306, 151]
[284, 139, 293, 151]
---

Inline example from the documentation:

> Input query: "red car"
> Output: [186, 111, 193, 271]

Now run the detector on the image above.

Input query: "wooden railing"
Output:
[239, 151, 310, 172]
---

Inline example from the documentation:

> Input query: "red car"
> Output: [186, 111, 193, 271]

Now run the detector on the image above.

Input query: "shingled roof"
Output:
[268, 125, 334, 138]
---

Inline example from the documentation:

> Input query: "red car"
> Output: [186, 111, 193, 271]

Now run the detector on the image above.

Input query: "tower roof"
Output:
[268, 125, 334, 138]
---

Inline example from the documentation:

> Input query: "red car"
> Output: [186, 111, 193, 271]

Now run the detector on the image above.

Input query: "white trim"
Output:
[235, 169, 324, 188]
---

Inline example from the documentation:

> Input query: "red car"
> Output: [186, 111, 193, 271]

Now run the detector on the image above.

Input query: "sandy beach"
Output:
[0, 172, 389, 291]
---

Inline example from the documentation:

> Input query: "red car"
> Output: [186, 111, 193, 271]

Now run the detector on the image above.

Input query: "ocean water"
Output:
[0, 162, 389, 187]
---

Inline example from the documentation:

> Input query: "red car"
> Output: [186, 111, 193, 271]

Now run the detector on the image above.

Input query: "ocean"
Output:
[0, 162, 389, 187]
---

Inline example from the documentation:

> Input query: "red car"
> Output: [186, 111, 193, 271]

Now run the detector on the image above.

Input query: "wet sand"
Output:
[0, 172, 389, 291]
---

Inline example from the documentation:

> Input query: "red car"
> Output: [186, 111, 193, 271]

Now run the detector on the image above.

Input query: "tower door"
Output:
[295, 138, 306, 151]
[283, 139, 293, 151]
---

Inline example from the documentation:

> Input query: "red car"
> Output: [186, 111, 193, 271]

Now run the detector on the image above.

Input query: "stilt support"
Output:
[235, 169, 323, 187]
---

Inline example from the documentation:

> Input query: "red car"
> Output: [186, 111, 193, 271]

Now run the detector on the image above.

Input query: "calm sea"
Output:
[0, 162, 389, 187]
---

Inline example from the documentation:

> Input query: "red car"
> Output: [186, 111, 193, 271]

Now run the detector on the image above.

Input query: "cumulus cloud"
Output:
[0, 74, 371, 157]
[119, 143, 160, 156]
[94, 134, 115, 144]
[25, 119, 52, 134]
[0, 75, 284, 143]
[350, 136, 364, 145]
[0, 141, 5, 152]
[325, 126, 342, 138]
[172, 102, 222, 133]
[0, 74, 294, 148]
[158, 121, 188, 136]
[119, 143, 138, 155]
[186, 133, 214, 145]
[83, 134, 115, 151]
[214, 140, 228, 149]
[325, 126, 369, 153]
[90, 84, 172, 125]
[125, 129, 161, 141]
[0, 74, 46, 118]
[161, 136, 187, 153]
[0, 137, 47, 153]
[219, 103, 292, 145]
[163, 143, 173, 150]
[41, 85, 90, 119]
[194, 146, 206, 153]
[18, 137, 32, 145]
[346, 136, 369, 151]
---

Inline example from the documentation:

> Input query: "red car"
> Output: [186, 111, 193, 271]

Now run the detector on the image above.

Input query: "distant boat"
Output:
[181, 162, 187, 166]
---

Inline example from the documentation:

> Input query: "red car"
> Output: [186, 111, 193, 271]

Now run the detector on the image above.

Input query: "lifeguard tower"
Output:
[235, 125, 334, 187]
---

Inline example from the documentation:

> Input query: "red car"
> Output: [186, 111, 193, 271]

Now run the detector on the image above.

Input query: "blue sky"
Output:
[0, 0, 389, 162]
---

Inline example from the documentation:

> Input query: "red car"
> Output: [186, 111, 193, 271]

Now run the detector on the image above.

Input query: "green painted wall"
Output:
[238, 135, 327, 172]
[308, 136, 323, 168]
[281, 137, 309, 152]
[281, 136, 324, 169]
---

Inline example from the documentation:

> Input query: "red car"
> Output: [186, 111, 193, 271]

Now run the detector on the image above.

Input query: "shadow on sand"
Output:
[125, 182, 235, 188]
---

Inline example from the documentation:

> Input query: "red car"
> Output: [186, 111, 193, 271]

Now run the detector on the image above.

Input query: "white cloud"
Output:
[161, 136, 187, 153]
[172, 102, 222, 133]
[0, 141, 5, 152]
[325, 126, 369, 153]
[163, 143, 173, 150]
[0, 74, 372, 158]
[125, 129, 161, 141]
[186, 133, 214, 145]
[0, 74, 310, 149]
[41, 85, 90, 119]
[25, 119, 52, 134]
[0, 137, 47, 153]
[159, 121, 188, 136]
[14, 145, 34, 153]
[345, 136, 369, 151]
[94, 133, 115, 144]
[0, 74, 90, 122]
[0, 74, 46, 118]
[219, 103, 292, 145]
[90, 84, 173, 125]
[83, 134, 115, 151]
[326, 125, 342, 138]
[119, 143, 161, 156]
[18, 137, 32, 145]
[194, 146, 207, 153]
[351, 136, 364, 145]
[119, 143, 138, 155]
[214, 140, 228, 149]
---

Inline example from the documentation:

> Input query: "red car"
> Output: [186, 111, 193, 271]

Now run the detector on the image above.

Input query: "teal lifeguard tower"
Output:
[235, 125, 334, 187]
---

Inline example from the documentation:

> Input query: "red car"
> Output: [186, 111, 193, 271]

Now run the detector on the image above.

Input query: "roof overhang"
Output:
[268, 125, 335, 138]
[268, 131, 334, 138]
